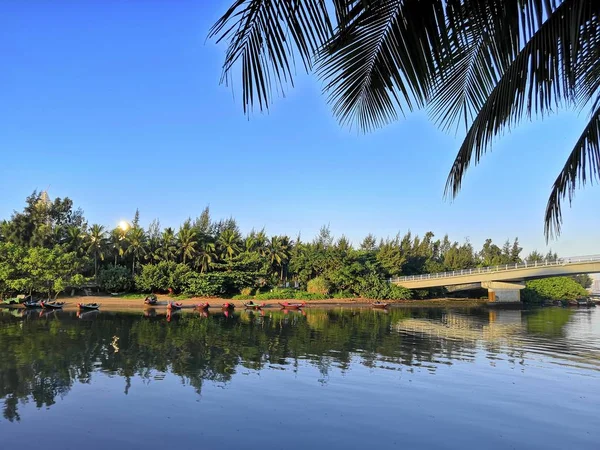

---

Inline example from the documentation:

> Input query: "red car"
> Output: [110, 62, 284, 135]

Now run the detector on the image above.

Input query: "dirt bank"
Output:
[5, 294, 488, 311]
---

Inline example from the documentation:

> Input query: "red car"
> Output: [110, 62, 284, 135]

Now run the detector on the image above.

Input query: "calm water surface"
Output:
[1, 306, 599, 449]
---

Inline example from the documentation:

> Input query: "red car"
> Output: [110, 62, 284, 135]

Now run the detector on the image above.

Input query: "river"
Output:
[1, 306, 599, 449]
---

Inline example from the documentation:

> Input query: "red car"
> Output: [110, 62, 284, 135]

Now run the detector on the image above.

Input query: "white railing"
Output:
[390, 255, 600, 284]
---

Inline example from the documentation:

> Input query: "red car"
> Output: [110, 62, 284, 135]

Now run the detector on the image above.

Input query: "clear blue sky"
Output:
[1, 1, 599, 257]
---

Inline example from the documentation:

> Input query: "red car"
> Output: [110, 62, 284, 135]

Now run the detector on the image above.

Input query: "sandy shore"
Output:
[4, 294, 488, 311]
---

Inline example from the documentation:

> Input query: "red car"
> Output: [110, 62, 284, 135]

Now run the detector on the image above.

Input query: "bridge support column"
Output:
[482, 281, 525, 303]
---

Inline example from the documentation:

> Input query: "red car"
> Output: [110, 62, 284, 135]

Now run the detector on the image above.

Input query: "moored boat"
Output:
[243, 302, 266, 310]
[222, 302, 235, 310]
[196, 302, 210, 311]
[278, 301, 305, 310]
[144, 295, 158, 305]
[23, 300, 42, 309]
[41, 301, 65, 309]
[371, 302, 389, 309]
[167, 301, 183, 310]
[78, 302, 100, 310]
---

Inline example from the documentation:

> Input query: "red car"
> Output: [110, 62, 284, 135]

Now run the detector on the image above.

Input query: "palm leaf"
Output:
[318, 0, 449, 131]
[209, 0, 334, 113]
[445, 0, 600, 203]
[545, 101, 600, 238]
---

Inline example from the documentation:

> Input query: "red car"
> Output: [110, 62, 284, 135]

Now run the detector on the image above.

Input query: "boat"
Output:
[278, 301, 305, 310]
[23, 300, 42, 309]
[371, 302, 389, 309]
[41, 301, 65, 309]
[144, 295, 158, 305]
[196, 302, 210, 311]
[222, 302, 235, 310]
[243, 301, 266, 310]
[167, 301, 183, 310]
[77, 302, 100, 310]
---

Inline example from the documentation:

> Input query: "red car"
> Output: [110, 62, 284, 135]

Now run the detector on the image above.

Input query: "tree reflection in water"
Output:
[0, 306, 577, 421]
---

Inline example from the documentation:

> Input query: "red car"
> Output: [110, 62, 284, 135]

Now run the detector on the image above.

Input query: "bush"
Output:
[184, 272, 257, 297]
[332, 291, 356, 299]
[232, 289, 329, 301]
[522, 277, 589, 303]
[99, 265, 132, 293]
[135, 262, 191, 293]
[356, 274, 412, 300]
[240, 287, 253, 296]
[387, 285, 412, 300]
[307, 276, 330, 295]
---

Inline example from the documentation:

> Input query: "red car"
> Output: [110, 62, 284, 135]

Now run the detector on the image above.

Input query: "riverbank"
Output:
[4, 294, 489, 311]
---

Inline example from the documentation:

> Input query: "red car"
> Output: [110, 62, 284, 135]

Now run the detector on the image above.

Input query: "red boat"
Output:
[196, 302, 210, 311]
[222, 302, 235, 310]
[167, 301, 183, 310]
[243, 302, 266, 310]
[371, 302, 389, 309]
[278, 301, 306, 310]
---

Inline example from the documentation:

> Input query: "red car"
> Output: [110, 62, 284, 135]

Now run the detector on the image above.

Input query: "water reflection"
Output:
[0, 306, 598, 423]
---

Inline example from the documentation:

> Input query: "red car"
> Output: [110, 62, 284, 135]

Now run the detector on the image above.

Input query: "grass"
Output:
[117, 293, 147, 299]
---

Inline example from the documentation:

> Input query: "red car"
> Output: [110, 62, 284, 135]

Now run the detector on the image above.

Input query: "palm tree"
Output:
[65, 225, 85, 255]
[109, 227, 127, 266]
[195, 240, 217, 273]
[211, 0, 600, 238]
[267, 235, 291, 282]
[177, 221, 198, 265]
[217, 229, 241, 261]
[158, 227, 177, 262]
[87, 224, 107, 281]
[126, 227, 147, 276]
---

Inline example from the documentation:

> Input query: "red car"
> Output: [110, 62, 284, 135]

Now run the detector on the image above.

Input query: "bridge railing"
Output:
[390, 255, 600, 283]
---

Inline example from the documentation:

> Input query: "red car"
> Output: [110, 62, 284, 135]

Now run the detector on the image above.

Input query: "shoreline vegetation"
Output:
[0, 191, 592, 305]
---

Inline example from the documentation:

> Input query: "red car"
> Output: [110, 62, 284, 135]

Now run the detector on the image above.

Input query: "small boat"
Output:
[243, 302, 266, 310]
[41, 301, 65, 309]
[222, 302, 235, 310]
[167, 301, 183, 310]
[23, 300, 42, 309]
[371, 302, 389, 309]
[144, 295, 158, 305]
[196, 302, 210, 311]
[278, 301, 305, 310]
[77, 303, 100, 310]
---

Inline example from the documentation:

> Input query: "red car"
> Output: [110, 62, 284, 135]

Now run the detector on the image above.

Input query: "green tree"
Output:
[126, 227, 147, 276]
[109, 228, 127, 266]
[86, 224, 107, 281]
[217, 229, 241, 261]
[158, 228, 177, 262]
[177, 221, 197, 265]
[195, 241, 217, 273]
[211, 0, 600, 237]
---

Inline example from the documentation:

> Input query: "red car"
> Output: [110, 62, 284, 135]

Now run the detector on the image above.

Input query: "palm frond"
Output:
[429, 0, 525, 132]
[445, 0, 600, 200]
[545, 101, 600, 238]
[317, 0, 448, 131]
[209, 0, 334, 113]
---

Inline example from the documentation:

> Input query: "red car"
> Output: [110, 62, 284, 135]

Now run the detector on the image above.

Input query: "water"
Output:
[1, 306, 599, 449]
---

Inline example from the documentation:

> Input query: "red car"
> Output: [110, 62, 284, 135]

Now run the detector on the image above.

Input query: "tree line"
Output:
[0, 191, 574, 300]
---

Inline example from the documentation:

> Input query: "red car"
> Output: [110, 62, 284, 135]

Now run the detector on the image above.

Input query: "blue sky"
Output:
[1, 1, 599, 257]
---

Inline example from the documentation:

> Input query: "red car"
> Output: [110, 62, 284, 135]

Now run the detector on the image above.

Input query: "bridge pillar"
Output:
[481, 281, 525, 303]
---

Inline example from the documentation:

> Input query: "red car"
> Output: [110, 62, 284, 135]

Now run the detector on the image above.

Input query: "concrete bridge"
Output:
[391, 255, 600, 303]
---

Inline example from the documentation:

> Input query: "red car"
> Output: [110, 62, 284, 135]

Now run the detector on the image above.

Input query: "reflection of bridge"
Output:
[391, 255, 600, 303]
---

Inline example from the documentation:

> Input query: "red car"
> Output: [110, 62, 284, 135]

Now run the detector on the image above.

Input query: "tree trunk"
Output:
[94, 254, 98, 282]
[132, 257, 135, 276]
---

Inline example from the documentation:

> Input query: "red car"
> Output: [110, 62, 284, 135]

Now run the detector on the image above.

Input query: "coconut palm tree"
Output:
[109, 227, 127, 266]
[267, 235, 291, 281]
[126, 227, 147, 276]
[158, 227, 177, 262]
[86, 224, 107, 281]
[65, 225, 85, 255]
[177, 221, 198, 265]
[195, 240, 217, 273]
[217, 228, 241, 261]
[211, 0, 600, 238]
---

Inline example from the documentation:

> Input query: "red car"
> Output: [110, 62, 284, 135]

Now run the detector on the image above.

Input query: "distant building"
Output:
[592, 279, 600, 295]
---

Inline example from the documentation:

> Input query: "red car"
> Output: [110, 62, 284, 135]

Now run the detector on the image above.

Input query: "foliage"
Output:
[307, 276, 330, 295]
[571, 274, 593, 289]
[135, 261, 192, 294]
[99, 265, 132, 293]
[233, 289, 328, 301]
[522, 277, 589, 303]
[210, 1, 600, 237]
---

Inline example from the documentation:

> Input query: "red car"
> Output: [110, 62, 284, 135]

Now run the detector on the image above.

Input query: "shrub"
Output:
[99, 265, 132, 293]
[522, 277, 589, 303]
[332, 291, 356, 299]
[135, 262, 192, 293]
[387, 285, 412, 300]
[307, 276, 330, 295]
[184, 272, 257, 297]
[240, 287, 253, 296]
